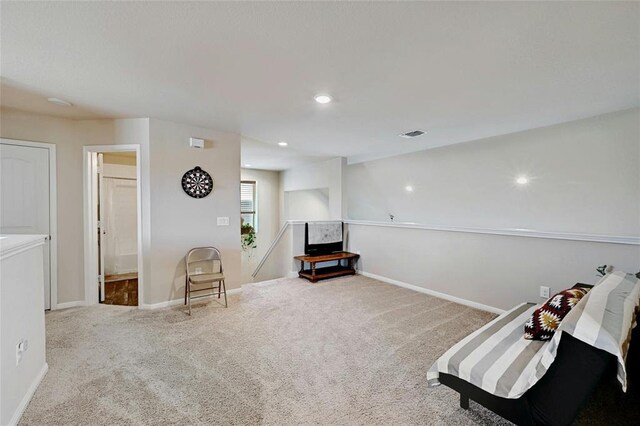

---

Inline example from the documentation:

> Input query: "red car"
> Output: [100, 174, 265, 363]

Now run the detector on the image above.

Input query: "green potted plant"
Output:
[241, 223, 257, 251]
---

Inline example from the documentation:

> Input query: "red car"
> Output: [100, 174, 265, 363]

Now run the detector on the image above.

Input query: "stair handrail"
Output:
[252, 221, 290, 278]
[251, 220, 345, 279]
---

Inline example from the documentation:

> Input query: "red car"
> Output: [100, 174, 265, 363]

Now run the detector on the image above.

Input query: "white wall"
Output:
[346, 109, 640, 310]
[270, 157, 346, 280]
[347, 223, 639, 311]
[146, 118, 241, 304]
[0, 108, 116, 304]
[240, 168, 280, 283]
[348, 108, 640, 236]
[284, 189, 331, 221]
[1, 110, 244, 307]
[253, 221, 307, 283]
[103, 163, 136, 179]
[280, 157, 346, 220]
[253, 222, 295, 283]
[113, 119, 152, 304]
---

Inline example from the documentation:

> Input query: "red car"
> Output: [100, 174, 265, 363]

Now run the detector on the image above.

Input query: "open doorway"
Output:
[84, 145, 142, 307]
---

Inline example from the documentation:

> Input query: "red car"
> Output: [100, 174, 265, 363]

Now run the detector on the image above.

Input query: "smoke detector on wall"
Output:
[399, 130, 425, 138]
[189, 137, 204, 149]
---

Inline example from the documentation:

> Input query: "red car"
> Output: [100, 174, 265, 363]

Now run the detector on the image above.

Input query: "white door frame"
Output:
[0, 138, 58, 310]
[83, 144, 143, 306]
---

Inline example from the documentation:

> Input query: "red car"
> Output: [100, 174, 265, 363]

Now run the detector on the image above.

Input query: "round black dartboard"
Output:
[181, 166, 214, 198]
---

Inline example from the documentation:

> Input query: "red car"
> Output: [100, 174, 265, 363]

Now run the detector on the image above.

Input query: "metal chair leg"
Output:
[218, 282, 221, 299]
[184, 275, 188, 305]
[188, 282, 192, 316]
[222, 280, 228, 308]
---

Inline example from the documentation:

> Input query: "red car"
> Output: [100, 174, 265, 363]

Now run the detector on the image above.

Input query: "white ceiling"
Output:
[1, 2, 638, 170]
[241, 136, 333, 170]
[1, 79, 113, 120]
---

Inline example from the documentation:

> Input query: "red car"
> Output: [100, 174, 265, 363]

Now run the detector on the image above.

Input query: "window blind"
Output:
[241, 181, 256, 228]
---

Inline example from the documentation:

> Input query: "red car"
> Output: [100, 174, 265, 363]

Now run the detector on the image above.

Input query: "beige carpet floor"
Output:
[21, 275, 517, 425]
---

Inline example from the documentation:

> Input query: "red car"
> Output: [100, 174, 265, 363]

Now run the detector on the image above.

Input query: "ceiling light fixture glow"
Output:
[278, 141, 288, 147]
[405, 185, 414, 192]
[314, 94, 332, 104]
[47, 97, 72, 107]
[516, 176, 529, 185]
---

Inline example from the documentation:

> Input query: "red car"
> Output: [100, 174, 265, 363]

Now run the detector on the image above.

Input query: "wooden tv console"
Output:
[293, 252, 360, 283]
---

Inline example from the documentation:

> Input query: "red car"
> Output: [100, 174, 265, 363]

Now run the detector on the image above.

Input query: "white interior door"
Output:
[103, 177, 138, 275]
[0, 143, 52, 309]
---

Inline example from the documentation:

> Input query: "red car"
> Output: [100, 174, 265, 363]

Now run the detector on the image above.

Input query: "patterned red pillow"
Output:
[524, 287, 589, 341]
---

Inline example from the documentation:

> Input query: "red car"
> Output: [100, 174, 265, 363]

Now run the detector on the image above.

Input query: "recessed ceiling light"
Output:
[314, 94, 332, 104]
[516, 176, 529, 185]
[278, 141, 288, 147]
[47, 97, 72, 107]
[244, 164, 252, 168]
[405, 185, 414, 192]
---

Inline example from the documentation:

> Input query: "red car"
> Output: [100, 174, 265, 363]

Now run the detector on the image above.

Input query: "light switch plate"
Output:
[16, 339, 27, 366]
[217, 217, 229, 226]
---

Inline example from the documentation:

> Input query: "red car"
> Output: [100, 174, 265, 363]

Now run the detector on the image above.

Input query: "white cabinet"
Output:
[0, 234, 48, 426]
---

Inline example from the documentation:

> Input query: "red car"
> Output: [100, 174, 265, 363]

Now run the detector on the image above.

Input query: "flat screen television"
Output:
[304, 222, 343, 256]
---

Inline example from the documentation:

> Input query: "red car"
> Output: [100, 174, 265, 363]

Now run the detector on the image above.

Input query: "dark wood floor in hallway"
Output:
[103, 273, 138, 306]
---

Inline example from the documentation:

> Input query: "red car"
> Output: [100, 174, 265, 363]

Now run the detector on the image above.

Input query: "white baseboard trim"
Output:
[54, 300, 85, 310]
[138, 298, 185, 310]
[358, 270, 505, 315]
[139, 287, 243, 310]
[287, 271, 298, 278]
[9, 362, 48, 426]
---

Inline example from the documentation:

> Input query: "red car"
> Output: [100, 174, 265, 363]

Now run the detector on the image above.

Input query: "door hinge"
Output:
[97, 220, 102, 229]
[98, 275, 103, 283]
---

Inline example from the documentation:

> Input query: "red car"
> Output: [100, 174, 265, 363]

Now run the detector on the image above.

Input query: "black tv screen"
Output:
[304, 222, 343, 255]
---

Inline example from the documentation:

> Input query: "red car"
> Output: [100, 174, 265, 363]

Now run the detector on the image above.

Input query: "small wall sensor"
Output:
[189, 137, 204, 149]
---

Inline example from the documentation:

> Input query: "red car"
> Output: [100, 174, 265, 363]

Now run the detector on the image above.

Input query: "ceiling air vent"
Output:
[399, 130, 425, 138]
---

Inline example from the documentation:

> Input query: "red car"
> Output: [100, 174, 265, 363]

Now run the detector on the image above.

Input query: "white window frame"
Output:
[240, 180, 257, 231]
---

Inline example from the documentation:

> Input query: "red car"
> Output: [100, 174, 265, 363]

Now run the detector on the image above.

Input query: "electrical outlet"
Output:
[217, 217, 229, 226]
[540, 286, 550, 299]
[16, 339, 28, 366]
